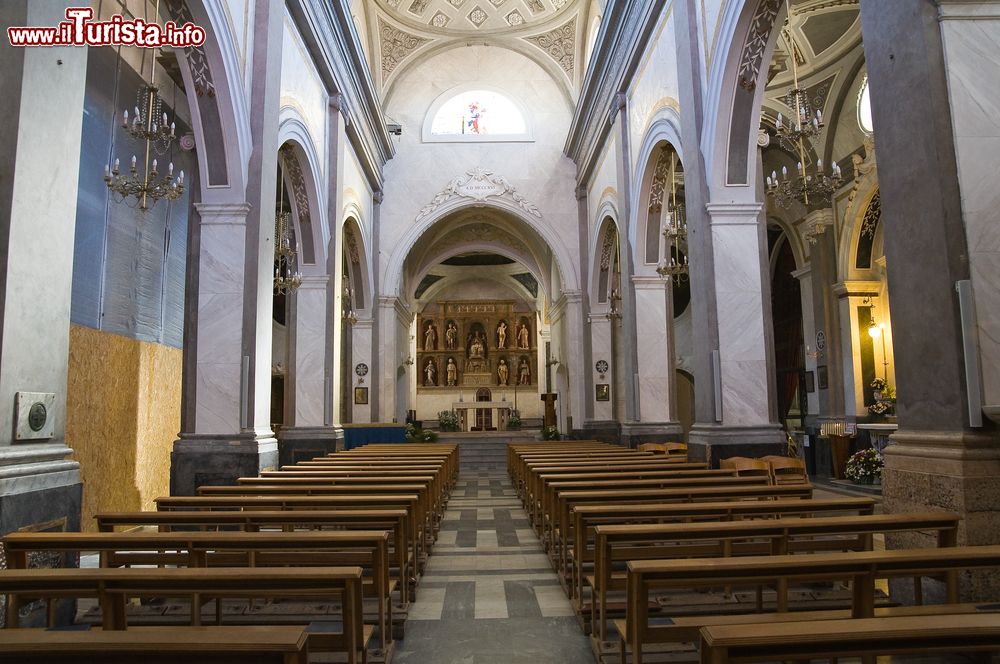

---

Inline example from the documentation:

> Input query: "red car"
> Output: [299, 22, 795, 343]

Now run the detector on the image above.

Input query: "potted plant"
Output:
[542, 425, 560, 441]
[507, 409, 522, 430]
[845, 447, 883, 485]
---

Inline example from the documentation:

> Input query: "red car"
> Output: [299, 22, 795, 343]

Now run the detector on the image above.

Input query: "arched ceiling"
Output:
[374, 0, 578, 36]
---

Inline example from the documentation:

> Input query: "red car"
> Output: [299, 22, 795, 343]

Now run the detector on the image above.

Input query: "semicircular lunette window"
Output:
[429, 90, 530, 141]
[857, 76, 874, 134]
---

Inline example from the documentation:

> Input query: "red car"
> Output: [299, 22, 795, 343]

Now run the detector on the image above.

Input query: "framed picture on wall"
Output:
[817, 365, 829, 390]
[354, 387, 369, 405]
[595, 384, 610, 402]
[804, 371, 815, 393]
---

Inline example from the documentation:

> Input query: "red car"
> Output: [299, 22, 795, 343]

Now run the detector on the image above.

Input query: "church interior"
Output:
[2, 0, 1000, 661]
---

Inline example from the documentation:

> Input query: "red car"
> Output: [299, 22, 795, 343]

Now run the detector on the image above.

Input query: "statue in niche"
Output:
[517, 321, 531, 349]
[468, 331, 486, 359]
[496, 321, 508, 349]
[445, 322, 458, 350]
[424, 322, 437, 351]
[424, 359, 437, 386]
[497, 359, 509, 386]
[518, 357, 531, 385]
[446, 358, 458, 386]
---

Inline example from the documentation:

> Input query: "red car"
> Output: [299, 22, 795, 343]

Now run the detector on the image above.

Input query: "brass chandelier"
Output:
[104, 0, 183, 211]
[273, 161, 303, 295]
[765, 0, 842, 209]
[656, 152, 689, 285]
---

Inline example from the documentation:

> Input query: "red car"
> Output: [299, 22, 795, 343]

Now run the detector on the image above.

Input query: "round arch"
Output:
[341, 212, 373, 317]
[631, 109, 684, 273]
[590, 215, 621, 309]
[410, 244, 546, 303]
[278, 110, 330, 266]
[384, 199, 579, 299]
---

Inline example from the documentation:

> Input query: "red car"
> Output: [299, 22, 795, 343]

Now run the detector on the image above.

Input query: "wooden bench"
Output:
[4, 530, 393, 652]
[0, 567, 367, 664]
[568, 497, 877, 604]
[551, 482, 812, 561]
[699, 614, 1000, 663]
[95, 508, 415, 604]
[0, 626, 311, 664]
[621, 545, 1000, 664]
[589, 511, 960, 643]
[154, 495, 424, 578]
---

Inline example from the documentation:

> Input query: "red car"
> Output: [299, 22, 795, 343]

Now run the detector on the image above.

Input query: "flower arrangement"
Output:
[868, 399, 892, 416]
[507, 409, 522, 430]
[438, 410, 460, 432]
[846, 447, 883, 484]
[542, 425, 560, 441]
[405, 423, 438, 443]
[868, 377, 896, 417]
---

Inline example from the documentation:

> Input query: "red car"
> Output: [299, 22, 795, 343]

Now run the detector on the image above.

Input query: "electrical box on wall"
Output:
[14, 392, 56, 441]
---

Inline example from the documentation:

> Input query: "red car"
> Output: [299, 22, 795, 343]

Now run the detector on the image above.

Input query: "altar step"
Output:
[440, 432, 543, 471]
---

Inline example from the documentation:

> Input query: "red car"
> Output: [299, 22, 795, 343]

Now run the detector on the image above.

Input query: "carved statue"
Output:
[469, 332, 486, 359]
[497, 359, 509, 386]
[424, 322, 437, 351]
[446, 358, 458, 386]
[424, 359, 436, 386]
[518, 358, 531, 385]
[517, 322, 530, 349]
[496, 321, 507, 349]
[445, 322, 458, 350]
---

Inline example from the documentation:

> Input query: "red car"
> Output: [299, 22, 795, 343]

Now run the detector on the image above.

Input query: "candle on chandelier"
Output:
[817, 109, 823, 122]
[123, 109, 128, 126]
[776, 113, 783, 129]
[114, 158, 120, 172]
[131, 155, 137, 170]
[817, 159, 823, 171]
[168, 162, 174, 177]
[781, 166, 788, 179]
[170, 122, 176, 137]
[162, 113, 168, 128]
[104, 164, 110, 178]
[151, 159, 157, 173]
[796, 161, 803, 176]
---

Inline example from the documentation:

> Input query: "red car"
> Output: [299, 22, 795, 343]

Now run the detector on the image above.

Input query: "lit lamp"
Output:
[868, 320, 881, 339]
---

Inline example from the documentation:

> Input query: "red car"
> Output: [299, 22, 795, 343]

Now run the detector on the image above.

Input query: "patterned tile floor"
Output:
[393, 468, 595, 664]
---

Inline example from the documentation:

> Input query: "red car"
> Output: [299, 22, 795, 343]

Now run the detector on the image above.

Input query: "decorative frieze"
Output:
[738, 0, 781, 91]
[379, 17, 431, 77]
[416, 167, 542, 220]
[524, 17, 576, 77]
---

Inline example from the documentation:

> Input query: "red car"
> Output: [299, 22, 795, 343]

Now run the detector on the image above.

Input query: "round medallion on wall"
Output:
[595, 360, 609, 374]
[27, 402, 47, 432]
[815, 331, 826, 351]
[355, 363, 369, 377]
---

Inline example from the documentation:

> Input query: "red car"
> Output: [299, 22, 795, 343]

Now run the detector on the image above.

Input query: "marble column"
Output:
[277, 275, 336, 466]
[377, 296, 411, 424]
[792, 266, 819, 419]
[171, 0, 283, 493]
[806, 221, 846, 423]
[351, 319, 374, 423]
[687, 203, 784, 464]
[574, 186, 595, 431]
[626, 276, 682, 444]
[0, 0, 84, 625]
[586, 314, 617, 441]
[557, 290, 588, 435]
[861, 0, 1000, 602]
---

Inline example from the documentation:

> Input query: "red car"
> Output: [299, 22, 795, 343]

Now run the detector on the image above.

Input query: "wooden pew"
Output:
[0, 626, 311, 664]
[699, 614, 1000, 663]
[0, 567, 367, 664]
[94, 509, 415, 605]
[621, 545, 1000, 664]
[589, 511, 960, 644]
[568, 497, 876, 604]
[551, 482, 812, 561]
[4, 530, 393, 653]
[155, 495, 424, 579]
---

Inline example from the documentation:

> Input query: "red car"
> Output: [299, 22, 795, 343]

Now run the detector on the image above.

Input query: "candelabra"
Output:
[764, 0, 842, 208]
[656, 152, 689, 284]
[606, 287, 623, 322]
[104, 0, 183, 211]
[273, 164, 303, 295]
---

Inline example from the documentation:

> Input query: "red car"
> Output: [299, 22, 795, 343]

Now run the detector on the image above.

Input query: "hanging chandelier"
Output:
[273, 162, 302, 295]
[765, 0, 842, 209]
[104, 0, 183, 211]
[656, 152, 689, 285]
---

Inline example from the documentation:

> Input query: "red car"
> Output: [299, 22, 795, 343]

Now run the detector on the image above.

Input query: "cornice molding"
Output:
[563, 0, 669, 184]
[286, 0, 395, 192]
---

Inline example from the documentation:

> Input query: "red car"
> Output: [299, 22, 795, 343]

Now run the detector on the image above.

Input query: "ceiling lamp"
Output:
[765, 0, 842, 209]
[656, 152, 689, 285]
[104, 0, 182, 211]
[273, 160, 302, 295]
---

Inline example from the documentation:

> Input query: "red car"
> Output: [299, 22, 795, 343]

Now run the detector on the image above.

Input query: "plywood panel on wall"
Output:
[65, 325, 181, 531]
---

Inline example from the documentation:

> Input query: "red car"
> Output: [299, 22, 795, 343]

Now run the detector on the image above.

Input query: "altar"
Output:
[857, 423, 897, 453]
[452, 400, 514, 432]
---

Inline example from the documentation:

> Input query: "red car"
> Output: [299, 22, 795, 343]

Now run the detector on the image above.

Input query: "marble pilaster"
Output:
[588, 314, 615, 422]
[791, 265, 819, 417]
[632, 276, 675, 423]
[351, 318, 374, 423]
[0, 4, 84, 622]
[832, 280, 881, 419]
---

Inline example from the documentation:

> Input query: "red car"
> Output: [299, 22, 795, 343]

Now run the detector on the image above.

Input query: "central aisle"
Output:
[394, 454, 595, 663]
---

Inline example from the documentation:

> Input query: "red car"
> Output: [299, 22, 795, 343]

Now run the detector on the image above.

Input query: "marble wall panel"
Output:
[634, 281, 672, 421]
[628, 8, 680, 174]
[590, 317, 614, 421]
[281, 14, 328, 179]
[939, 7, 1000, 413]
[293, 281, 328, 426]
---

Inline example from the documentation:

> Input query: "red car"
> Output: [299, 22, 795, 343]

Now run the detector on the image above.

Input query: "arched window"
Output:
[423, 87, 532, 143]
[857, 76, 873, 134]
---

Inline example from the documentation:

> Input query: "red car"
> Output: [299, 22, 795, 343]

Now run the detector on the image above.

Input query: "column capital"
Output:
[575, 185, 589, 201]
[297, 275, 329, 289]
[705, 202, 764, 224]
[791, 265, 812, 280]
[801, 208, 835, 245]
[195, 202, 252, 224]
[632, 275, 668, 289]
[936, 1, 1000, 20]
[832, 280, 882, 299]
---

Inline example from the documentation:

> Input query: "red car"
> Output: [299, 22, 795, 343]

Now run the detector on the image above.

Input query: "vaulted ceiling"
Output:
[352, 0, 589, 98]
